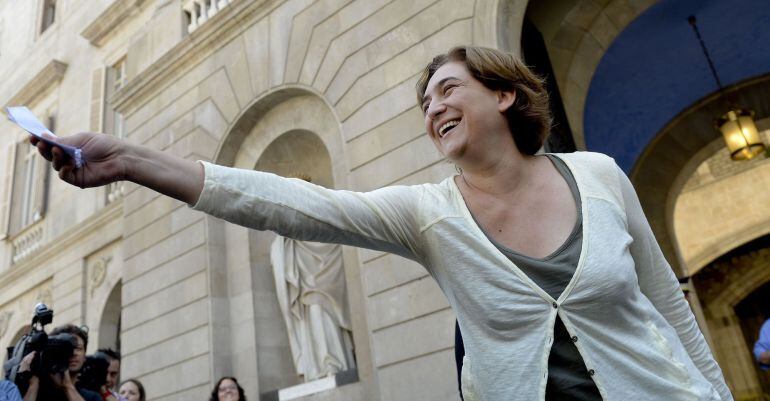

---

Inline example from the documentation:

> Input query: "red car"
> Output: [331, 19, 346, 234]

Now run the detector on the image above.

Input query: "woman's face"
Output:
[217, 379, 240, 401]
[119, 382, 141, 401]
[421, 61, 515, 164]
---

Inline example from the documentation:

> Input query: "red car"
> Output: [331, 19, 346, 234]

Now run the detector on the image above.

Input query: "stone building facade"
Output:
[0, 0, 768, 400]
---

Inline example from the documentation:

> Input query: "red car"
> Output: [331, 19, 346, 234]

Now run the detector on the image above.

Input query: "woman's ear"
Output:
[497, 90, 516, 113]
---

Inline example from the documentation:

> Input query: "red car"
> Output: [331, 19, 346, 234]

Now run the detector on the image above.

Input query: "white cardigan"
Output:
[192, 152, 731, 401]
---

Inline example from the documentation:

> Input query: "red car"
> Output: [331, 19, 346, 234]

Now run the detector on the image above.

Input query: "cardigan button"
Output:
[571, 336, 578, 342]
[552, 302, 558, 309]
[588, 369, 595, 376]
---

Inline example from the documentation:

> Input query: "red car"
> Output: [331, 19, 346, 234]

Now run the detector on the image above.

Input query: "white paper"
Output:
[6, 106, 83, 168]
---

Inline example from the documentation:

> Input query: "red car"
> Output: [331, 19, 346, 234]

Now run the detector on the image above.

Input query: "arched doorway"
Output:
[735, 281, 770, 395]
[580, 1, 770, 277]
[98, 282, 122, 351]
[506, 1, 770, 399]
[578, 2, 770, 396]
[248, 128, 344, 393]
[693, 234, 770, 399]
[4, 325, 30, 365]
[212, 88, 366, 399]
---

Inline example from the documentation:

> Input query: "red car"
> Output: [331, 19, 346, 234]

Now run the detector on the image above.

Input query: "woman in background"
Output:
[209, 377, 246, 401]
[118, 379, 145, 401]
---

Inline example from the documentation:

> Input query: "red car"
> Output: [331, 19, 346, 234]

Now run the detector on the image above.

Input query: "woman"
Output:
[209, 377, 246, 401]
[32, 46, 731, 401]
[118, 379, 145, 401]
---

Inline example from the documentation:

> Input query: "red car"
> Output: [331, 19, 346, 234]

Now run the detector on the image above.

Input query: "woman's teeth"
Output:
[439, 120, 460, 136]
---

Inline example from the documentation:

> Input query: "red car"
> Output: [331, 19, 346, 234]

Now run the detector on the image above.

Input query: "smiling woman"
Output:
[30, 45, 731, 401]
[416, 46, 551, 156]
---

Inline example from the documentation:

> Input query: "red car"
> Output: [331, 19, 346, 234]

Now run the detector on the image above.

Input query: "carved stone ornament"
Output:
[37, 287, 53, 307]
[90, 256, 112, 298]
[0, 310, 13, 339]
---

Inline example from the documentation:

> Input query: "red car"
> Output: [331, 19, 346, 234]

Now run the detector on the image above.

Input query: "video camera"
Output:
[77, 354, 110, 393]
[3, 304, 76, 383]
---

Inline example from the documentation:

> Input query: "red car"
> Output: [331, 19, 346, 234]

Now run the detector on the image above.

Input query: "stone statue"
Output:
[270, 236, 355, 381]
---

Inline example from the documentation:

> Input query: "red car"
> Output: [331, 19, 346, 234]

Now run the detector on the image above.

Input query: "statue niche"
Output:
[268, 171, 355, 381]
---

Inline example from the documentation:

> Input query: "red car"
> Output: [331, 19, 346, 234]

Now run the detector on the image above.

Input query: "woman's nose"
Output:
[427, 101, 445, 120]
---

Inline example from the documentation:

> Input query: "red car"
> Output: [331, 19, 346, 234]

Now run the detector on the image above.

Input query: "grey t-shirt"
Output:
[473, 155, 601, 400]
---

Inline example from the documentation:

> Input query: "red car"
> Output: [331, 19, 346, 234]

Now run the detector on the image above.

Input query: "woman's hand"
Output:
[30, 132, 127, 189]
[31, 131, 204, 205]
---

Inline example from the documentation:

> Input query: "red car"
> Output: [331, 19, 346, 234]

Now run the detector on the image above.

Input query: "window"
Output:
[17, 145, 38, 228]
[103, 60, 126, 203]
[8, 122, 51, 236]
[104, 58, 126, 138]
[112, 58, 127, 92]
[40, 0, 56, 34]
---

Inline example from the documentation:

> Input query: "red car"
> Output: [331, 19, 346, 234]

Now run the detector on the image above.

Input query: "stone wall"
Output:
[2, 1, 762, 400]
[674, 134, 770, 274]
[0, 0, 479, 400]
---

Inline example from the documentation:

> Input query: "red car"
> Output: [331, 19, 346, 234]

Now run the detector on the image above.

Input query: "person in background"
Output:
[95, 349, 120, 400]
[0, 380, 22, 401]
[209, 377, 246, 401]
[20, 324, 101, 401]
[754, 317, 770, 371]
[117, 379, 144, 401]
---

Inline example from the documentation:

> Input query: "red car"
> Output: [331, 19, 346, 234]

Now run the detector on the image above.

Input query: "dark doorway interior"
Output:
[520, 17, 577, 153]
[735, 280, 770, 396]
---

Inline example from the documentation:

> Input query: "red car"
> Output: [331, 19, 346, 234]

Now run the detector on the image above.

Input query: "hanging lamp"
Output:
[688, 15, 766, 161]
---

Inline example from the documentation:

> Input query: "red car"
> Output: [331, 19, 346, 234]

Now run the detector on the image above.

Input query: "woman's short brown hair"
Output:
[416, 46, 552, 155]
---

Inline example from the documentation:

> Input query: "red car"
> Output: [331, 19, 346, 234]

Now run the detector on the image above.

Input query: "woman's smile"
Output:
[439, 119, 462, 137]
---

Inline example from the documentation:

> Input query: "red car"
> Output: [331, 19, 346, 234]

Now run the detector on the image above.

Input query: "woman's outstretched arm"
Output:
[31, 132, 204, 205]
[32, 132, 425, 261]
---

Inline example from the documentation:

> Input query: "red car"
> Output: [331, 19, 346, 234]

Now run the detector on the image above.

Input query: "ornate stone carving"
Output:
[90, 256, 112, 298]
[37, 287, 53, 307]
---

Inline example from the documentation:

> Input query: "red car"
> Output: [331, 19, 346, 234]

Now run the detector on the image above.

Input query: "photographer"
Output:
[0, 380, 22, 401]
[18, 325, 101, 401]
[78, 353, 117, 401]
[94, 349, 119, 401]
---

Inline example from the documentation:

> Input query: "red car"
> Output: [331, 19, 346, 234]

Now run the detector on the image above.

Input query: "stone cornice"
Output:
[4, 60, 67, 108]
[80, 0, 148, 47]
[111, 0, 278, 116]
[0, 201, 123, 293]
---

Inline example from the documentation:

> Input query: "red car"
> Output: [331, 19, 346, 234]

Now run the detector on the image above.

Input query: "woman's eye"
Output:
[444, 85, 456, 95]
